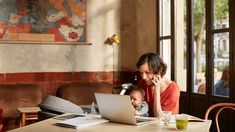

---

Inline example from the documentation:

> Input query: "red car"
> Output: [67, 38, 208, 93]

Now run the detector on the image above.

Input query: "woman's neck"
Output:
[159, 78, 172, 93]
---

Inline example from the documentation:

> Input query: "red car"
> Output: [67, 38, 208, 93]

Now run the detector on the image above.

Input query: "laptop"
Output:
[95, 93, 155, 125]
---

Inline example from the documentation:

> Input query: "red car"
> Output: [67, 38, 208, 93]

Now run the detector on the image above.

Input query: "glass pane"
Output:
[175, 0, 187, 92]
[193, 0, 206, 94]
[160, 39, 171, 79]
[213, 33, 229, 97]
[213, 0, 229, 29]
[159, 0, 171, 36]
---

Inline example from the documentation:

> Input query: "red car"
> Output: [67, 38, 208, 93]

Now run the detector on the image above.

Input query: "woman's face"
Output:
[139, 63, 154, 85]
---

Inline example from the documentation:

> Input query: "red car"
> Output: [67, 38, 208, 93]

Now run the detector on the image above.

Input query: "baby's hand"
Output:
[134, 110, 141, 116]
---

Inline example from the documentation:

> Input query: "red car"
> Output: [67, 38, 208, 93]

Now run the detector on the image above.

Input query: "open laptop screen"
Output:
[95, 93, 153, 125]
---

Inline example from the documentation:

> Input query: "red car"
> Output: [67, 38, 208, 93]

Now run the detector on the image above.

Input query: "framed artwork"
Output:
[0, 0, 88, 44]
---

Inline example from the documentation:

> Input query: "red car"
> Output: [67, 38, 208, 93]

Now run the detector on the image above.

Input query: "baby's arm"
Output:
[139, 101, 149, 116]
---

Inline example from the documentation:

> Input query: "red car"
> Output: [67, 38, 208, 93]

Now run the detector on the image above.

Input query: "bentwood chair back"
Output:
[205, 103, 235, 132]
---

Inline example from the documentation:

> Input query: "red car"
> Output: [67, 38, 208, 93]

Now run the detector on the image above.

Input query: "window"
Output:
[158, 0, 173, 80]
[157, 0, 232, 97]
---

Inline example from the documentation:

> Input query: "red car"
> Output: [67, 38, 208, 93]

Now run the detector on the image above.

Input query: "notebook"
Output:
[95, 93, 155, 125]
[54, 113, 108, 129]
[54, 116, 108, 129]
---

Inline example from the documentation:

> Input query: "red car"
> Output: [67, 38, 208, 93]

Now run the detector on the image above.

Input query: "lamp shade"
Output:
[112, 34, 119, 44]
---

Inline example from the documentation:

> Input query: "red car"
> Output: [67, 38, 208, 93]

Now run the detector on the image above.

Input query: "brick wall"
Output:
[0, 72, 114, 96]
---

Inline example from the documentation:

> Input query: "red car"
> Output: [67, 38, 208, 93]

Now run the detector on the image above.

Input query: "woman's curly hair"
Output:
[136, 52, 167, 77]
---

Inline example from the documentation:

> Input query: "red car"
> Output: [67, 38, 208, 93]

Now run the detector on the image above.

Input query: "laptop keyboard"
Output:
[136, 117, 153, 123]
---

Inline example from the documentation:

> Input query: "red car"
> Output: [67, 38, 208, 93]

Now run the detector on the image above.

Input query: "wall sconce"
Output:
[105, 34, 119, 45]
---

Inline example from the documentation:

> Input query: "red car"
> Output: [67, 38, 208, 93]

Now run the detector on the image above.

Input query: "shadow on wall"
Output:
[119, 0, 156, 75]
[120, 0, 138, 72]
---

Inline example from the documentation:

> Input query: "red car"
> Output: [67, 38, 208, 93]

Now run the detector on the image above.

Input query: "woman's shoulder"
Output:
[138, 79, 145, 84]
[166, 81, 180, 93]
[161, 81, 180, 99]
[138, 79, 148, 87]
[168, 81, 179, 88]
[214, 80, 223, 85]
[214, 80, 223, 89]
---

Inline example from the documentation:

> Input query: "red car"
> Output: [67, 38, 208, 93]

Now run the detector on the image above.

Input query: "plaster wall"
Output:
[0, 0, 156, 73]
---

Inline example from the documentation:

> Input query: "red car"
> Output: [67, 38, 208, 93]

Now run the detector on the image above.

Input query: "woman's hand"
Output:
[152, 75, 162, 92]
[152, 75, 161, 84]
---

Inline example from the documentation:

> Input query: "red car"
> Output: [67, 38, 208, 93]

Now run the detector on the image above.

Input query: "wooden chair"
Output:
[39, 95, 84, 116]
[205, 103, 235, 132]
[0, 108, 3, 132]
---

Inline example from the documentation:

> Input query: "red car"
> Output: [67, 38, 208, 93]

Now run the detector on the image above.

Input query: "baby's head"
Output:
[130, 87, 145, 107]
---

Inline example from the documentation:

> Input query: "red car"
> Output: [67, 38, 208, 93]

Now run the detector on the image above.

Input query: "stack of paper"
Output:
[54, 116, 109, 129]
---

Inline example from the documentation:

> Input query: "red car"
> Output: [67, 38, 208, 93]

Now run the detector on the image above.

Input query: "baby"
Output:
[130, 87, 149, 117]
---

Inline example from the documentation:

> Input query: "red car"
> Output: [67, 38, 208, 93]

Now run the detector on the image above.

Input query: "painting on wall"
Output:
[0, 0, 87, 44]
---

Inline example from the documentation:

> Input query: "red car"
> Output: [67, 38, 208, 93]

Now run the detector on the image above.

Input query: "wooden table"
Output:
[17, 107, 41, 127]
[9, 116, 211, 132]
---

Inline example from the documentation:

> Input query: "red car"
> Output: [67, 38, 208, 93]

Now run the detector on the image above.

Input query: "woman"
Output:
[136, 52, 180, 117]
[214, 66, 229, 97]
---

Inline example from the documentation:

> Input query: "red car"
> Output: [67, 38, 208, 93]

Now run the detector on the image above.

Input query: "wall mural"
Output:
[0, 0, 87, 44]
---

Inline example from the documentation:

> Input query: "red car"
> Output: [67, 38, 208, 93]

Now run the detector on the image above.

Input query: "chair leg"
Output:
[19, 113, 26, 127]
[0, 124, 3, 132]
[0, 109, 4, 132]
[0, 121, 4, 132]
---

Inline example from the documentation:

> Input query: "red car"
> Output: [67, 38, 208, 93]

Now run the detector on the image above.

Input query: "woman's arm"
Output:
[152, 75, 163, 117]
[153, 86, 162, 117]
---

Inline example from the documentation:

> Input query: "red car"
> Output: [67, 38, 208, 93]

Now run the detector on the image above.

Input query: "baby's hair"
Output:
[130, 87, 145, 98]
